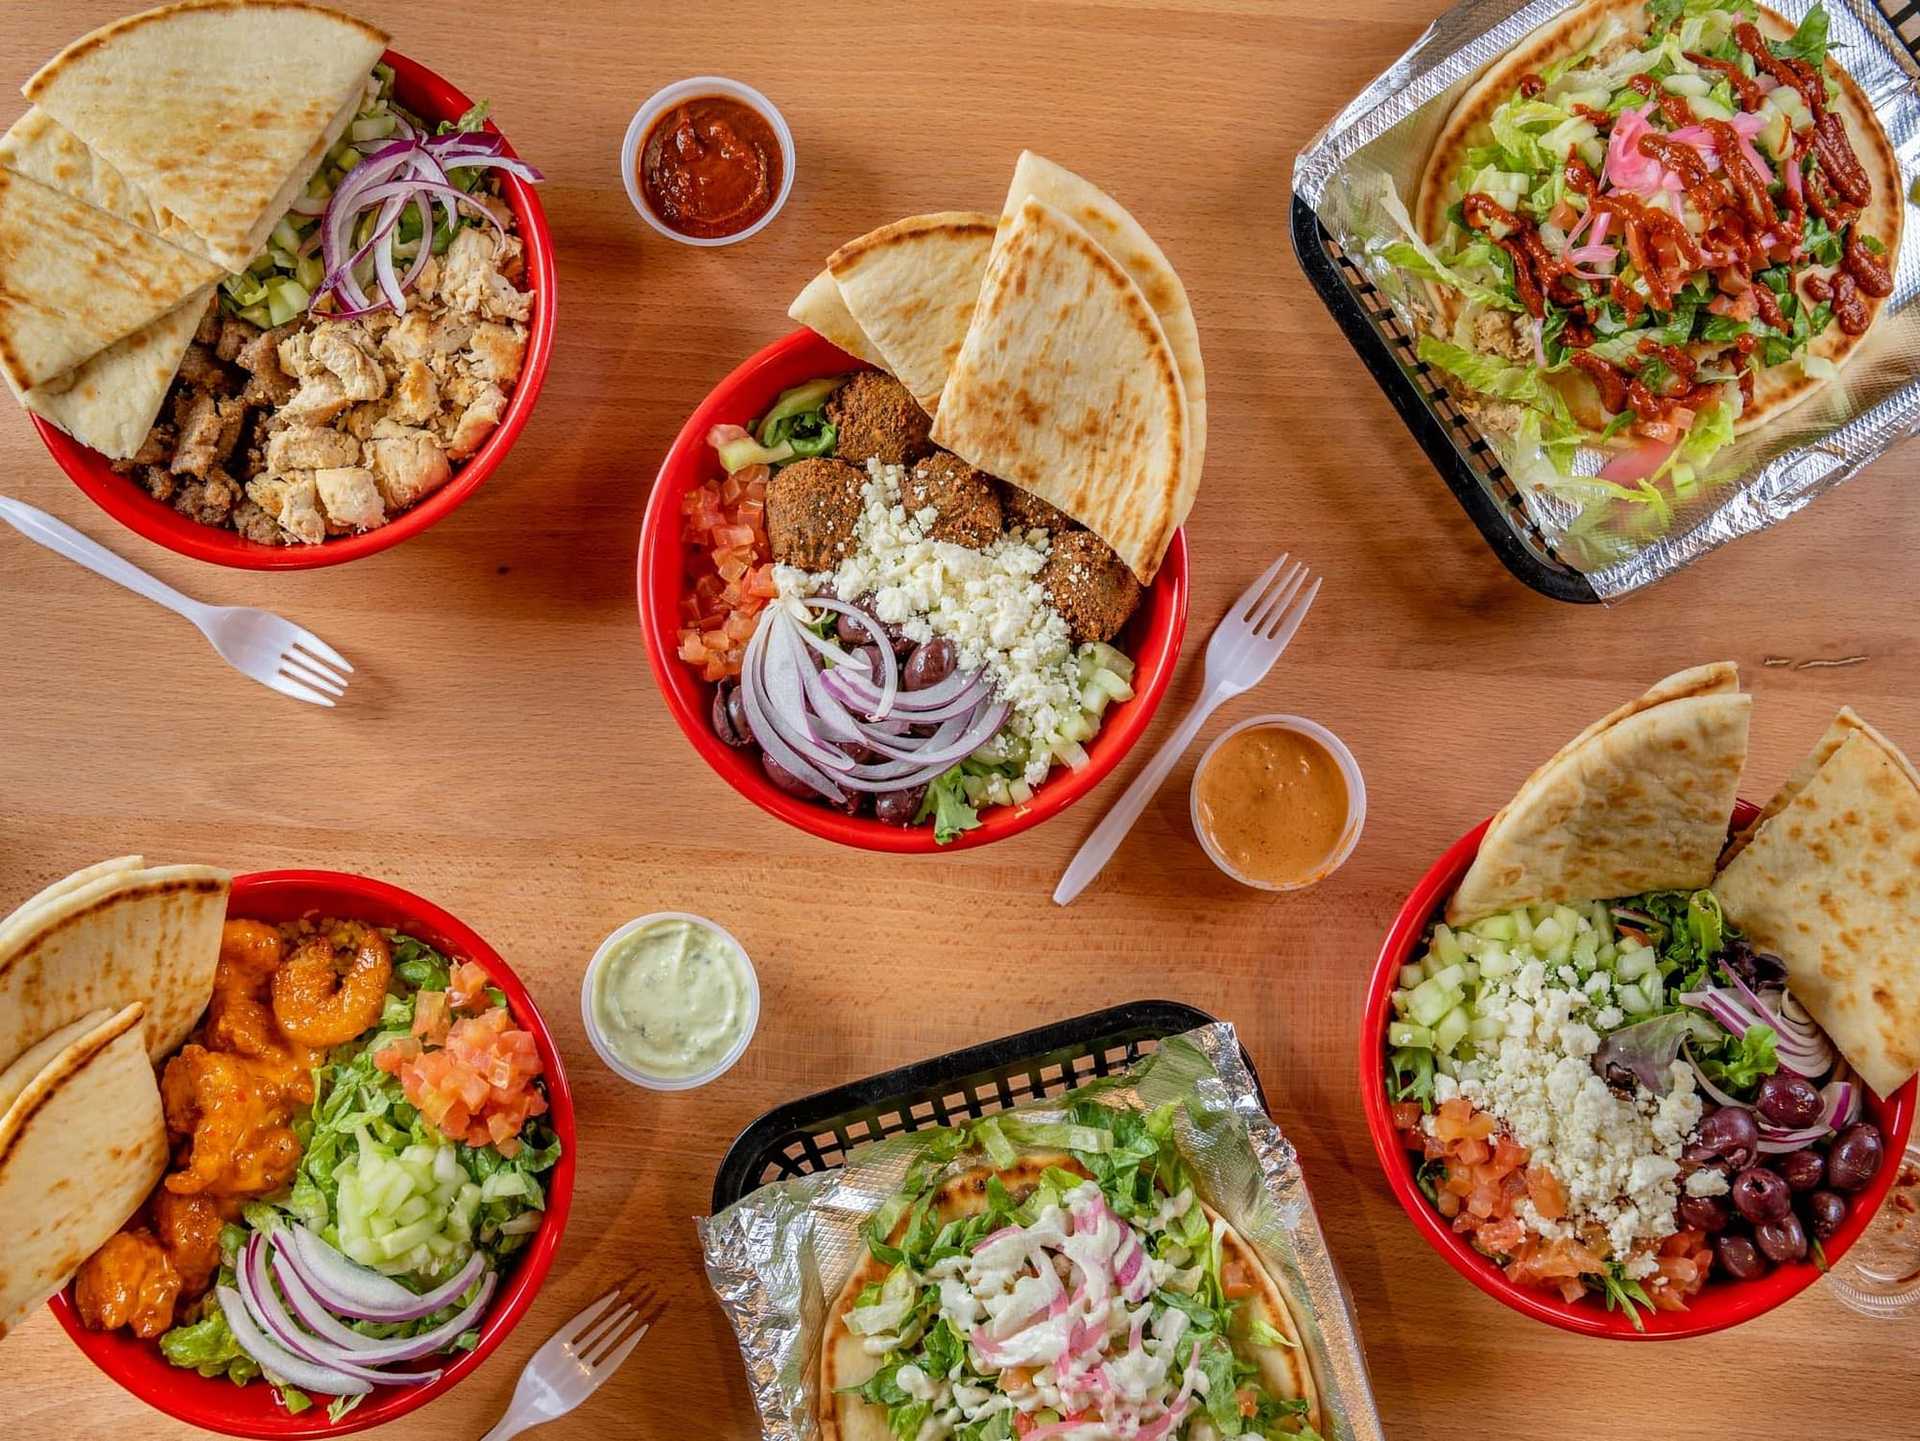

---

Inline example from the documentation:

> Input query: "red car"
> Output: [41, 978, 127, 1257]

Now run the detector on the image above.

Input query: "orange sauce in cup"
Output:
[1194, 725, 1350, 887]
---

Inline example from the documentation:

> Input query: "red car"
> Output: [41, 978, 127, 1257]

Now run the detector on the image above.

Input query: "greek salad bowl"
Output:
[1361, 803, 1917, 1339]
[39, 51, 556, 571]
[47, 870, 576, 1437]
[637, 327, 1190, 854]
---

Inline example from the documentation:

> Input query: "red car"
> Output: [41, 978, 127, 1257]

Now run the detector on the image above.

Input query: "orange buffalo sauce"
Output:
[1194, 724, 1350, 888]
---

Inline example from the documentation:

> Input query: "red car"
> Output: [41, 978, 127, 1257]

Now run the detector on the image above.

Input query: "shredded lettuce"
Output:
[1373, 188, 1523, 312]
[916, 767, 981, 845]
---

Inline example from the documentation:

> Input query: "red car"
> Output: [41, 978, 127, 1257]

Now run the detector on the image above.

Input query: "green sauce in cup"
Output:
[585, 914, 756, 1085]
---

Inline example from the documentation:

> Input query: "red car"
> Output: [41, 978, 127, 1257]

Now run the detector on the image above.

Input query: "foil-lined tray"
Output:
[698, 1023, 1384, 1441]
[1293, 0, 1920, 600]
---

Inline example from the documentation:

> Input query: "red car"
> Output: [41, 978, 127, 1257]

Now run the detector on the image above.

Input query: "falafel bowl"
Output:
[639, 330, 1188, 853]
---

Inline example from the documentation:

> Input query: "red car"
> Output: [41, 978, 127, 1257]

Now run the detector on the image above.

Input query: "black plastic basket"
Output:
[711, 1000, 1262, 1212]
[1290, 0, 1920, 605]
[1290, 194, 1599, 605]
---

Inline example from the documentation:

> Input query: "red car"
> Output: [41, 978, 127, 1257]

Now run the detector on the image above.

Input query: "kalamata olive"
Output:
[1713, 1232, 1769, 1281]
[904, 637, 956, 691]
[835, 607, 872, 647]
[1678, 1194, 1731, 1233]
[761, 752, 820, 800]
[1682, 1142, 1728, 1172]
[1775, 1148, 1825, 1193]
[852, 645, 887, 686]
[1693, 1106, 1761, 1171]
[1721, 941, 1788, 990]
[874, 785, 928, 826]
[1755, 1072, 1823, 1130]
[1827, 1123, 1886, 1193]
[837, 739, 881, 765]
[711, 681, 754, 748]
[1804, 1189, 1848, 1241]
[1755, 1214, 1809, 1264]
[1731, 1167, 1792, 1224]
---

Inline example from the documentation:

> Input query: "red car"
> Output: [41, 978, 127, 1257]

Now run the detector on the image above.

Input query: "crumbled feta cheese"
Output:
[1685, 1168, 1730, 1198]
[777, 462, 1081, 785]
[1456, 964, 1700, 1261]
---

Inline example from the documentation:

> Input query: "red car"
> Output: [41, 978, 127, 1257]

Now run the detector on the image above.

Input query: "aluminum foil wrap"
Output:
[1294, 0, 1920, 599]
[699, 1023, 1383, 1441]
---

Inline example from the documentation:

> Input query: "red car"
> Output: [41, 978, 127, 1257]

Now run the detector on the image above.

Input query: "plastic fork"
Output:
[479, 1275, 667, 1441]
[1054, 554, 1321, 905]
[0, 497, 351, 707]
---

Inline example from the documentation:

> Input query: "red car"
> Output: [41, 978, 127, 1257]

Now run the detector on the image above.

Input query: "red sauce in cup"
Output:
[638, 95, 783, 239]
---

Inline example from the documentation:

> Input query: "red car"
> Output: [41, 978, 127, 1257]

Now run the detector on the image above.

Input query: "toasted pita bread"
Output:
[932, 197, 1190, 584]
[790, 269, 890, 370]
[0, 856, 144, 930]
[998, 152, 1207, 500]
[0, 1002, 167, 1338]
[821, 1154, 1319, 1440]
[0, 861, 229, 1071]
[0, 107, 210, 258]
[825, 212, 996, 416]
[10, 290, 212, 459]
[0, 165, 224, 393]
[1448, 664, 1750, 922]
[1414, 0, 1900, 436]
[23, 1, 388, 274]
[1714, 709, 1920, 1097]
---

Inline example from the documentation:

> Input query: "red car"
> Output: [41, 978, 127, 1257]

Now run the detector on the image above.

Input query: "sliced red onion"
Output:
[739, 618, 849, 803]
[284, 1224, 485, 1322]
[240, 1236, 441, 1388]
[269, 1248, 495, 1366]
[794, 600, 898, 718]
[216, 1285, 373, 1398]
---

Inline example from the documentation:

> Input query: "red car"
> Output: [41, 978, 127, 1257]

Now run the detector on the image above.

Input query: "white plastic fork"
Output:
[1054, 554, 1321, 905]
[0, 496, 352, 707]
[479, 1276, 666, 1441]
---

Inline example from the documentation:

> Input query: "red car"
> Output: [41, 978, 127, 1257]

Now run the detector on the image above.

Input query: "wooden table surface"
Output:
[4, 1, 1918, 1438]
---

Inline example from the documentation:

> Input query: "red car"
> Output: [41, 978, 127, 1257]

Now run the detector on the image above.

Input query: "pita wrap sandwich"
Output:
[1396, 0, 1898, 486]
[822, 1107, 1319, 1441]
[0, 860, 229, 1071]
[1714, 708, 1920, 1097]
[0, 1002, 168, 1337]
[22, 1, 389, 274]
[1448, 663, 1750, 922]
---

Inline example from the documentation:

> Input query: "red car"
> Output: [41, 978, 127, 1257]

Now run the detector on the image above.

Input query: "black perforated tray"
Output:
[710, 1000, 1264, 1212]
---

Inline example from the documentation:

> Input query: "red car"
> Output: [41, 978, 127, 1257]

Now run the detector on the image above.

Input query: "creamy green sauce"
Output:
[592, 917, 751, 1078]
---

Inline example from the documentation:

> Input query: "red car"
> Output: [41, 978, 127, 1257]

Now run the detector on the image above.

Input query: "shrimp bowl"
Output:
[46, 870, 576, 1438]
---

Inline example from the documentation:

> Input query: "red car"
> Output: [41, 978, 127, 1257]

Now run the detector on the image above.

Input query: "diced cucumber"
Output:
[1426, 963, 1467, 993]
[1479, 943, 1515, 980]
[1618, 981, 1652, 1015]
[1388, 1021, 1435, 1049]
[1468, 1013, 1504, 1045]
[1398, 965, 1426, 990]
[1433, 1007, 1472, 1055]
[1471, 914, 1517, 942]
[1533, 915, 1568, 951]
[1432, 925, 1468, 969]
[1008, 780, 1033, 805]
[1614, 948, 1656, 982]
[1408, 977, 1462, 1028]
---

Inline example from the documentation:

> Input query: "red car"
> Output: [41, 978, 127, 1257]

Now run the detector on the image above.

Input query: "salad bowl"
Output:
[46, 869, 576, 1437]
[637, 327, 1190, 854]
[1361, 802, 1917, 1339]
[37, 51, 557, 572]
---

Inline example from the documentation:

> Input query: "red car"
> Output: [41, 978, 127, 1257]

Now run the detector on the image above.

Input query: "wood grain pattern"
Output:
[3, 1, 1918, 1438]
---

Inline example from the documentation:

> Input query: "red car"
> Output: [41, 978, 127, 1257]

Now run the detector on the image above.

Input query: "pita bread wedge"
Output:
[822, 1153, 1319, 1440]
[824, 212, 997, 416]
[790, 269, 890, 370]
[0, 165, 224, 393]
[0, 107, 210, 258]
[0, 861, 229, 1072]
[1714, 709, 1920, 1097]
[1447, 664, 1750, 922]
[23, 1, 388, 274]
[0, 855, 143, 931]
[932, 197, 1191, 584]
[0, 1002, 167, 1338]
[999, 151, 1206, 497]
[10, 290, 213, 459]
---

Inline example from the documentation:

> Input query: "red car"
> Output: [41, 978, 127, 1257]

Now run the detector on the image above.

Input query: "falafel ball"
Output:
[1039, 529, 1142, 645]
[904, 451, 1002, 548]
[767, 457, 865, 571]
[827, 372, 933, 466]
[998, 480, 1080, 536]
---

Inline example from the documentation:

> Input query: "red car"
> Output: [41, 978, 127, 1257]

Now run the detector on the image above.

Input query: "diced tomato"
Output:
[1455, 1136, 1491, 1166]
[1390, 1102, 1423, 1131]
[413, 991, 451, 1045]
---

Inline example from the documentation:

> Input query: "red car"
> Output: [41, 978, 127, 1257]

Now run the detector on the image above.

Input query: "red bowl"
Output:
[637, 328, 1190, 853]
[35, 50, 557, 570]
[1360, 801, 1917, 1339]
[47, 869, 576, 1435]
